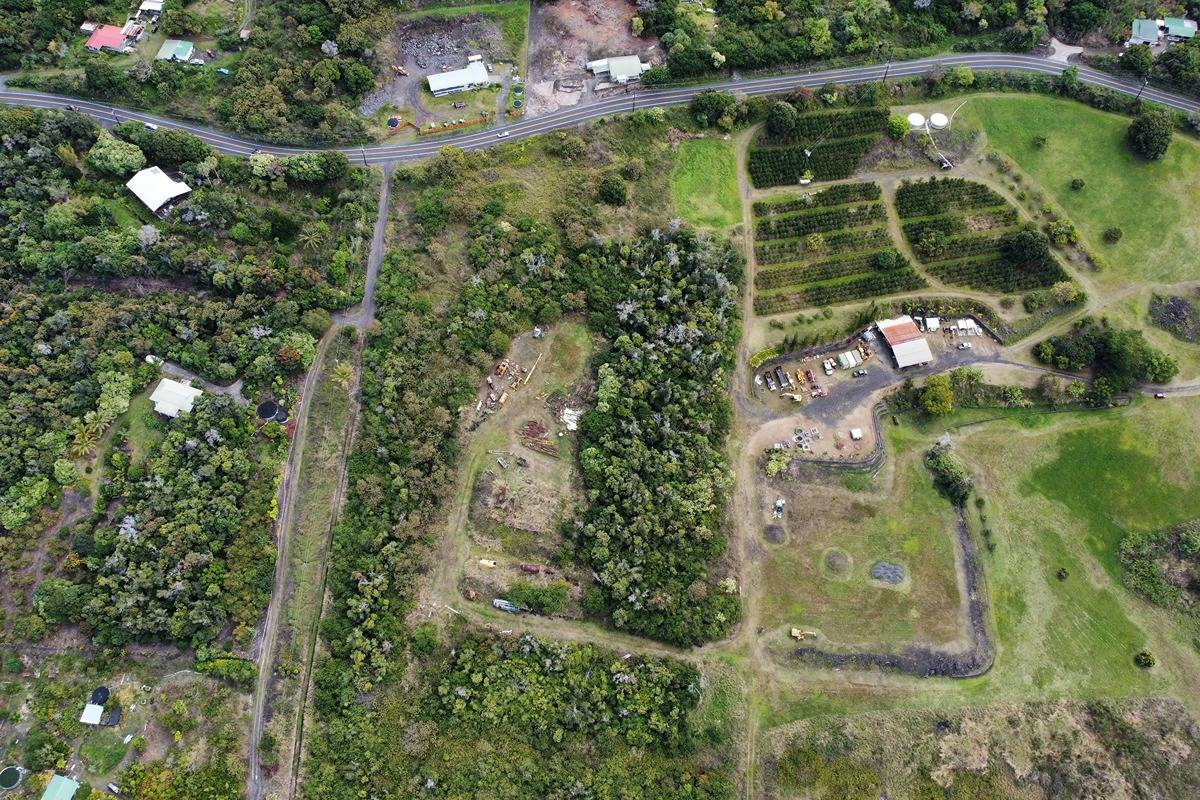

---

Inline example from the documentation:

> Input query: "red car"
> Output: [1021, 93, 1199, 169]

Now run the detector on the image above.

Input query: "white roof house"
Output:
[877, 315, 934, 369]
[426, 61, 490, 96]
[80, 703, 104, 726]
[126, 167, 191, 215]
[150, 378, 203, 418]
[138, 0, 164, 14]
[586, 55, 651, 83]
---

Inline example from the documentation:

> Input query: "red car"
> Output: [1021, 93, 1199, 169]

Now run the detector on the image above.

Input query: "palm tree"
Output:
[331, 360, 354, 391]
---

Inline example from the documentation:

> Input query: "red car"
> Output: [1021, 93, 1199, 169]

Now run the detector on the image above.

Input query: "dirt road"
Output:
[247, 166, 393, 800]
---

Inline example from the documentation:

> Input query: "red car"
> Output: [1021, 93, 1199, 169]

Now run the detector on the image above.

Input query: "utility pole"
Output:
[1136, 76, 1149, 100]
[360, 146, 367, 167]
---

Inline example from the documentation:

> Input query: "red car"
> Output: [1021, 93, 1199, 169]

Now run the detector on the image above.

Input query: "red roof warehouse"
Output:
[86, 25, 127, 52]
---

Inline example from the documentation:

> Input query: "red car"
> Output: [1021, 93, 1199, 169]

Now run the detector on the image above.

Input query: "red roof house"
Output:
[86, 25, 128, 52]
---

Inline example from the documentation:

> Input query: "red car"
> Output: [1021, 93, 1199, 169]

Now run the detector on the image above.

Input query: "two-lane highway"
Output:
[2, 52, 1196, 163]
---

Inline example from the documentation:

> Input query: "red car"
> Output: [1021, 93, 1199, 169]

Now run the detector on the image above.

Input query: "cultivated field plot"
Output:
[748, 108, 888, 187]
[752, 182, 926, 315]
[759, 441, 964, 653]
[896, 177, 1068, 292]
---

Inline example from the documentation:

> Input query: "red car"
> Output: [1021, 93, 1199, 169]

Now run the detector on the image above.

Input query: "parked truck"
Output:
[493, 598, 521, 614]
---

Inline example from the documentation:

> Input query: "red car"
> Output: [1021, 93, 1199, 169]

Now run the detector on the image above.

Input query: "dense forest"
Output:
[573, 229, 744, 645]
[1, 107, 378, 652]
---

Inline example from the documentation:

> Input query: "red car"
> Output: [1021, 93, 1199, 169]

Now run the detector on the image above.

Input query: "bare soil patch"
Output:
[525, 0, 659, 115]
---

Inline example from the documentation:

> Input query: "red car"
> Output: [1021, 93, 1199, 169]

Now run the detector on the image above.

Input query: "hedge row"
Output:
[754, 202, 885, 240]
[753, 268, 927, 314]
[758, 107, 889, 145]
[755, 250, 894, 290]
[755, 226, 892, 265]
[895, 177, 1008, 219]
[927, 254, 1070, 293]
[901, 206, 1018, 241]
[748, 134, 880, 187]
[752, 182, 880, 216]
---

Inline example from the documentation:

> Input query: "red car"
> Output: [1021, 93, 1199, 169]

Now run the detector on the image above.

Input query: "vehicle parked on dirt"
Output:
[957, 342, 972, 350]
[852, 369, 867, 377]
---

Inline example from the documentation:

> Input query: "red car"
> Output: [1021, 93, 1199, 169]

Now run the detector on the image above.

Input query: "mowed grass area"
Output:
[761, 399, 1200, 729]
[955, 398, 1200, 702]
[761, 442, 963, 650]
[962, 94, 1200, 285]
[669, 138, 741, 232]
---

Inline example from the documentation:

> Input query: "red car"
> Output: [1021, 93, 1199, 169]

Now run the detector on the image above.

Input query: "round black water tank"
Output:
[91, 686, 110, 705]
[256, 400, 279, 420]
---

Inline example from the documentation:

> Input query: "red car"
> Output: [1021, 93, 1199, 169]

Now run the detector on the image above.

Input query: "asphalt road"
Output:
[2, 53, 1196, 163]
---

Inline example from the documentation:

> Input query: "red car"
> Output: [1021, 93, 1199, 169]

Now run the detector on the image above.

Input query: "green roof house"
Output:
[1164, 17, 1197, 39]
[155, 38, 195, 61]
[1130, 18, 1161, 45]
[39, 775, 79, 800]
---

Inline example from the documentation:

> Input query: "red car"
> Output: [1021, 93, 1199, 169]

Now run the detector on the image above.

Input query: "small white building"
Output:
[850, 428, 864, 441]
[138, 0, 164, 18]
[150, 378, 203, 418]
[586, 55, 651, 84]
[426, 61, 490, 96]
[126, 167, 191, 216]
[80, 703, 104, 726]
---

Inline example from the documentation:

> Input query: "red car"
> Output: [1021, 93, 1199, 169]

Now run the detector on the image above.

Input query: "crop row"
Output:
[752, 182, 880, 216]
[748, 135, 880, 187]
[913, 231, 1009, 263]
[758, 107, 889, 145]
[901, 206, 1019, 241]
[755, 202, 885, 240]
[755, 227, 892, 266]
[927, 254, 1070, 293]
[753, 269, 927, 314]
[754, 250, 893, 290]
[895, 178, 1008, 219]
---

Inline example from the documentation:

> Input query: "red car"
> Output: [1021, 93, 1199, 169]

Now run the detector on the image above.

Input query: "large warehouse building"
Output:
[876, 315, 933, 369]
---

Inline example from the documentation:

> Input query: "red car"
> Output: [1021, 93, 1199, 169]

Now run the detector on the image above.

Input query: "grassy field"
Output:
[961, 94, 1200, 285]
[670, 138, 741, 232]
[760, 439, 963, 650]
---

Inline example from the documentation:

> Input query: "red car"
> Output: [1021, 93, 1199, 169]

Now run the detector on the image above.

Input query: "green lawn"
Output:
[669, 138, 741, 232]
[80, 729, 127, 773]
[761, 440, 963, 650]
[962, 94, 1200, 285]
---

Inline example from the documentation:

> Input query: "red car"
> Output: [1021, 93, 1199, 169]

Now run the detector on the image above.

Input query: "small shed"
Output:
[586, 55, 651, 83]
[1130, 18, 1161, 45]
[150, 378, 203, 418]
[138, 0, 164, 17]
[1164, 17, 1197, 40]
[156, 38, 195, 61]
[79, 703, 104, 726]
[850, 428, 864, 441]
[925, 316, 941, 331]
[39, 776, 79, 800]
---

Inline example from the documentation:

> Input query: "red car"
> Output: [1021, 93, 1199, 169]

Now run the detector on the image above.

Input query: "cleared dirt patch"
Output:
[525, 0, 659, 115]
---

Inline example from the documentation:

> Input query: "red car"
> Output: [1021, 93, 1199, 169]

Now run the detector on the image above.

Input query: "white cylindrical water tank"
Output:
[929, 112, 949, 129]
[907, 112, 926, 129]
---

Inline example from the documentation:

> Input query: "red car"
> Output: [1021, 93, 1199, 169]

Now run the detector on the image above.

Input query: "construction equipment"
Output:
[780, 392, 804, 404]
[790, 628, 818, 640]
[391, 64, 409, 75]
[495, 358, 510, 376]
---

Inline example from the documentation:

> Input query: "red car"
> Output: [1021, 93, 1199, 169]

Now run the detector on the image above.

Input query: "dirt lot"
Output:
[526, 0, 659, 115]
[360, 14, 513, 126]
[455, 322, 596, 615]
